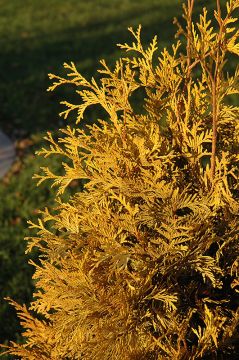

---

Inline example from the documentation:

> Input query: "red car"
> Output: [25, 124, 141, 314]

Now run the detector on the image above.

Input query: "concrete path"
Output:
[0, 130, 16, 179]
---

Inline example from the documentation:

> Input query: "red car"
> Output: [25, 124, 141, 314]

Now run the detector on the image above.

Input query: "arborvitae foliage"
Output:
[1, 1, 239, 359]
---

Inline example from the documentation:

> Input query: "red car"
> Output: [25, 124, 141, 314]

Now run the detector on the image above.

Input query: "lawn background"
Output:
[0, 0, 232, 355]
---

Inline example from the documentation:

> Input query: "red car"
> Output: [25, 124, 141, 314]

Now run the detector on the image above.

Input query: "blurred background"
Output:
[0, 0, 233, 355]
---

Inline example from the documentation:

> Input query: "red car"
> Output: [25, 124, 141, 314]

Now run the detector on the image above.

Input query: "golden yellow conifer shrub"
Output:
[1, 0, 239, 359]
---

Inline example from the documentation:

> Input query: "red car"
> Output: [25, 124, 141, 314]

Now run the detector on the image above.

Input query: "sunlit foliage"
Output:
[1, 1, 239, 358]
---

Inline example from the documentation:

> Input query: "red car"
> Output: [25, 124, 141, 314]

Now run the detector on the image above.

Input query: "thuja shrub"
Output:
[1, 0, 239, 359]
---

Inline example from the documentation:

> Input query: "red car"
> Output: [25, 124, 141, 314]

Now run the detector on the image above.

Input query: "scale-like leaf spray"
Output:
[1, 1, 239, 359]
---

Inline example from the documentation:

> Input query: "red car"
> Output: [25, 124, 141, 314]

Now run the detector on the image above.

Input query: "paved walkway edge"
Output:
[0, 131, 16, 179]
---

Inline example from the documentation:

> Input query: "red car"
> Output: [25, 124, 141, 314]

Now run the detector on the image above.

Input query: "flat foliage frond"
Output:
[2, 1, 239, 359]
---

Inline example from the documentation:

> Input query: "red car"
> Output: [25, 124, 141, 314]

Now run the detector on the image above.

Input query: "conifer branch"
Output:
[211, 0, 223, 180]
[2, 1, 239, 359]
[186, 0, 194, 80]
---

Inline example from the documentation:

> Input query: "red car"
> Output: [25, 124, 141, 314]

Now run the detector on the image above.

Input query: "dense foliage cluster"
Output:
[0, 0, 182, 348]
[1, 1, 239, 359]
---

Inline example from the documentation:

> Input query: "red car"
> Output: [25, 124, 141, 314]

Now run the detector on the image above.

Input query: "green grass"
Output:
[0, 0, 184, 136]
[0, 0, 232, 353]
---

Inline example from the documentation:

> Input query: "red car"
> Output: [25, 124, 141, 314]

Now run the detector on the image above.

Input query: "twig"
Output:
[211, 0, 223, 180]
[186, 0, 195, 80]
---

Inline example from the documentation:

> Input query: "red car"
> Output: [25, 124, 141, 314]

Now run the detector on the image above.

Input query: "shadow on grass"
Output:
[0, 0, 187, 137]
